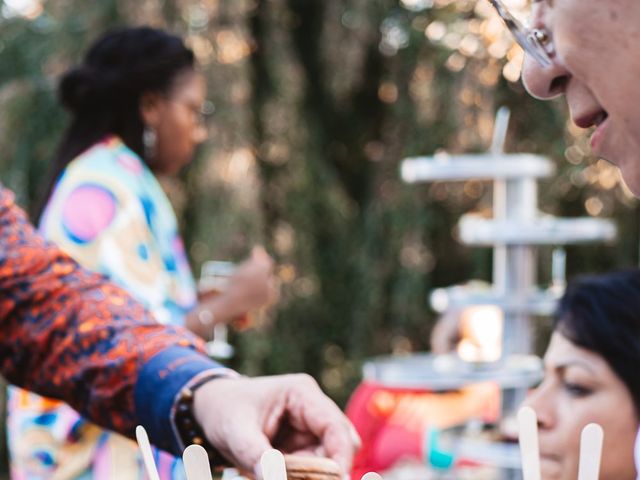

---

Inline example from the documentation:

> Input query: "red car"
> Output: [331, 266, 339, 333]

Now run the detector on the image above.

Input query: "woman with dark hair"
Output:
[8, 26, 276, 480]
[523, 270, 640, 480]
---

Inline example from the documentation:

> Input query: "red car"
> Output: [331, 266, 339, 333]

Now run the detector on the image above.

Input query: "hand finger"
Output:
[320, 420, 358, 473]
[283, 375, 359, 473]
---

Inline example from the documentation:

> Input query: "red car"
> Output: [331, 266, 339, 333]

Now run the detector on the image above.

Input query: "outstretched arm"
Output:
[0, 187, 359, 471]
[0, 186, 222, 453]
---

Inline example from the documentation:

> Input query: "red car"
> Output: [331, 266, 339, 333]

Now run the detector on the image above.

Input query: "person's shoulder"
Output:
[54, 137, 154, 204]
[68, 136, 146, 181]
[42, 138, 143, 231]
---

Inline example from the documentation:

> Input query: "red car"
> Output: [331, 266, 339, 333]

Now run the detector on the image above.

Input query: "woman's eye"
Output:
[564, 382, 592, 397]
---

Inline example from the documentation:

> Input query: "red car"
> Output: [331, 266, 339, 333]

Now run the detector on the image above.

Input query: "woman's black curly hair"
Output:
[36, 26, 195, 221]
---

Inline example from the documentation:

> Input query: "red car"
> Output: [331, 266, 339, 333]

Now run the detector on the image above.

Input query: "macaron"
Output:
[283, 454, 342, 480]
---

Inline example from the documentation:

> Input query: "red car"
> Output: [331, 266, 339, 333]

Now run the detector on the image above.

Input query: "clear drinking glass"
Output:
[198, 260, 237, 359]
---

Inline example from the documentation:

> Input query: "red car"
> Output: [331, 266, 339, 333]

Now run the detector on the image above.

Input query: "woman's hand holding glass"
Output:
[188, 246, 278, 357]
[213, 246, 278, 325]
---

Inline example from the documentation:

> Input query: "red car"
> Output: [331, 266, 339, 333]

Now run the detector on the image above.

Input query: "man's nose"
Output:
[522, 52, 570, 100]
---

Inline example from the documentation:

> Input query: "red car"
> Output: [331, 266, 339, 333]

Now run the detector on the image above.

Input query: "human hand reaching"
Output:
[193, 374, 361, 476]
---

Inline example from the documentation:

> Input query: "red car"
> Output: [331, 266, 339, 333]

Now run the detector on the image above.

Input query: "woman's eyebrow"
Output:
[552, 360, 598, 375]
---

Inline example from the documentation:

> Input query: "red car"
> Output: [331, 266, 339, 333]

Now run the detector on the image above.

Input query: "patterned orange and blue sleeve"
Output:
[0, 186, 224, 454]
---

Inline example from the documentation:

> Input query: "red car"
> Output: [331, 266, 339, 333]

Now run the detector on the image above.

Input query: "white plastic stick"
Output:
[578, 423, 604, 480]
[260, 449, 287, 480]
[136, 426, 160, 480]
[517, 407, 541, 480]
[183, 444, 213, 480]
[361, 473, 383, 480]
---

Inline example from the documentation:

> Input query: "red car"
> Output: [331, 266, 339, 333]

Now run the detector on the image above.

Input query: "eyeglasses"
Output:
[488, 0, 554, 68]
[164, 97, 215, 127]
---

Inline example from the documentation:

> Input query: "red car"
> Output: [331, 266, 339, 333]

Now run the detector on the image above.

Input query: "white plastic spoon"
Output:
[183, 444, 213, 480]
[136, 425, 161, 480]
[260, 449, 287, 480]
[517, 406, 541, 480]
[361, 473, 383, 480]
[578, 423, 604, 480]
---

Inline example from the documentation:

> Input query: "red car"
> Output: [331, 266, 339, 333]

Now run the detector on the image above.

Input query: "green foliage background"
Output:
[0, 0, 639, 473]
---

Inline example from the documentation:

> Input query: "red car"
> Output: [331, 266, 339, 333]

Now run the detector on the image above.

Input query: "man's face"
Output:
[521, 0, 640, 196]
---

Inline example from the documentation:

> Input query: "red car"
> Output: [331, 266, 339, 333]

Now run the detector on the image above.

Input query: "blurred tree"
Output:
[0, 0, 638, 428]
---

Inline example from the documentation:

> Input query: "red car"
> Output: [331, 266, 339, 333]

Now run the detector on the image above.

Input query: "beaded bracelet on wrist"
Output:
[174, 374, 230, 469]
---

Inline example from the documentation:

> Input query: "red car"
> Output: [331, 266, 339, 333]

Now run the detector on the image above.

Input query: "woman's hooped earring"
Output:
[143, 126, 157, 160]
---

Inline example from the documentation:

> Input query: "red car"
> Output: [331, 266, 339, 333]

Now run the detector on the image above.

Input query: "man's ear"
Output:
[139, 91, 164, 127]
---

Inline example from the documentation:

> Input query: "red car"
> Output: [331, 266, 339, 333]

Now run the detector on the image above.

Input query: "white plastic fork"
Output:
[260, 449, 287, 480]
[361, 473, 383, 480]
[135, 426, 161, 480]
[578, 423, 604, 480]
[517, 406, 541, 480]
[183, 444, 213, 480]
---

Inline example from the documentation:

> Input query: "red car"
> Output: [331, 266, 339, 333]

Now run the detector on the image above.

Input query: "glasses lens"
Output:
[199, 100, 215, 125]
[489, 0, 552, 68]
[524, 31, 552, 67]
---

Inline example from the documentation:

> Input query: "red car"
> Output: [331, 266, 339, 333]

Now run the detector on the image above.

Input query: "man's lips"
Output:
[572, 109, 610, 154]
[574, 110, 608, 129]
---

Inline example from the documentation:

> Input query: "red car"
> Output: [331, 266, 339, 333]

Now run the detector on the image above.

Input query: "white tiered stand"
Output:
[401, 107, 616, 357]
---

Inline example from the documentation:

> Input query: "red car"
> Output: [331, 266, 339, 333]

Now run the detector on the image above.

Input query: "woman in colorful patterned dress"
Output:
[8, 26, 276, 480]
